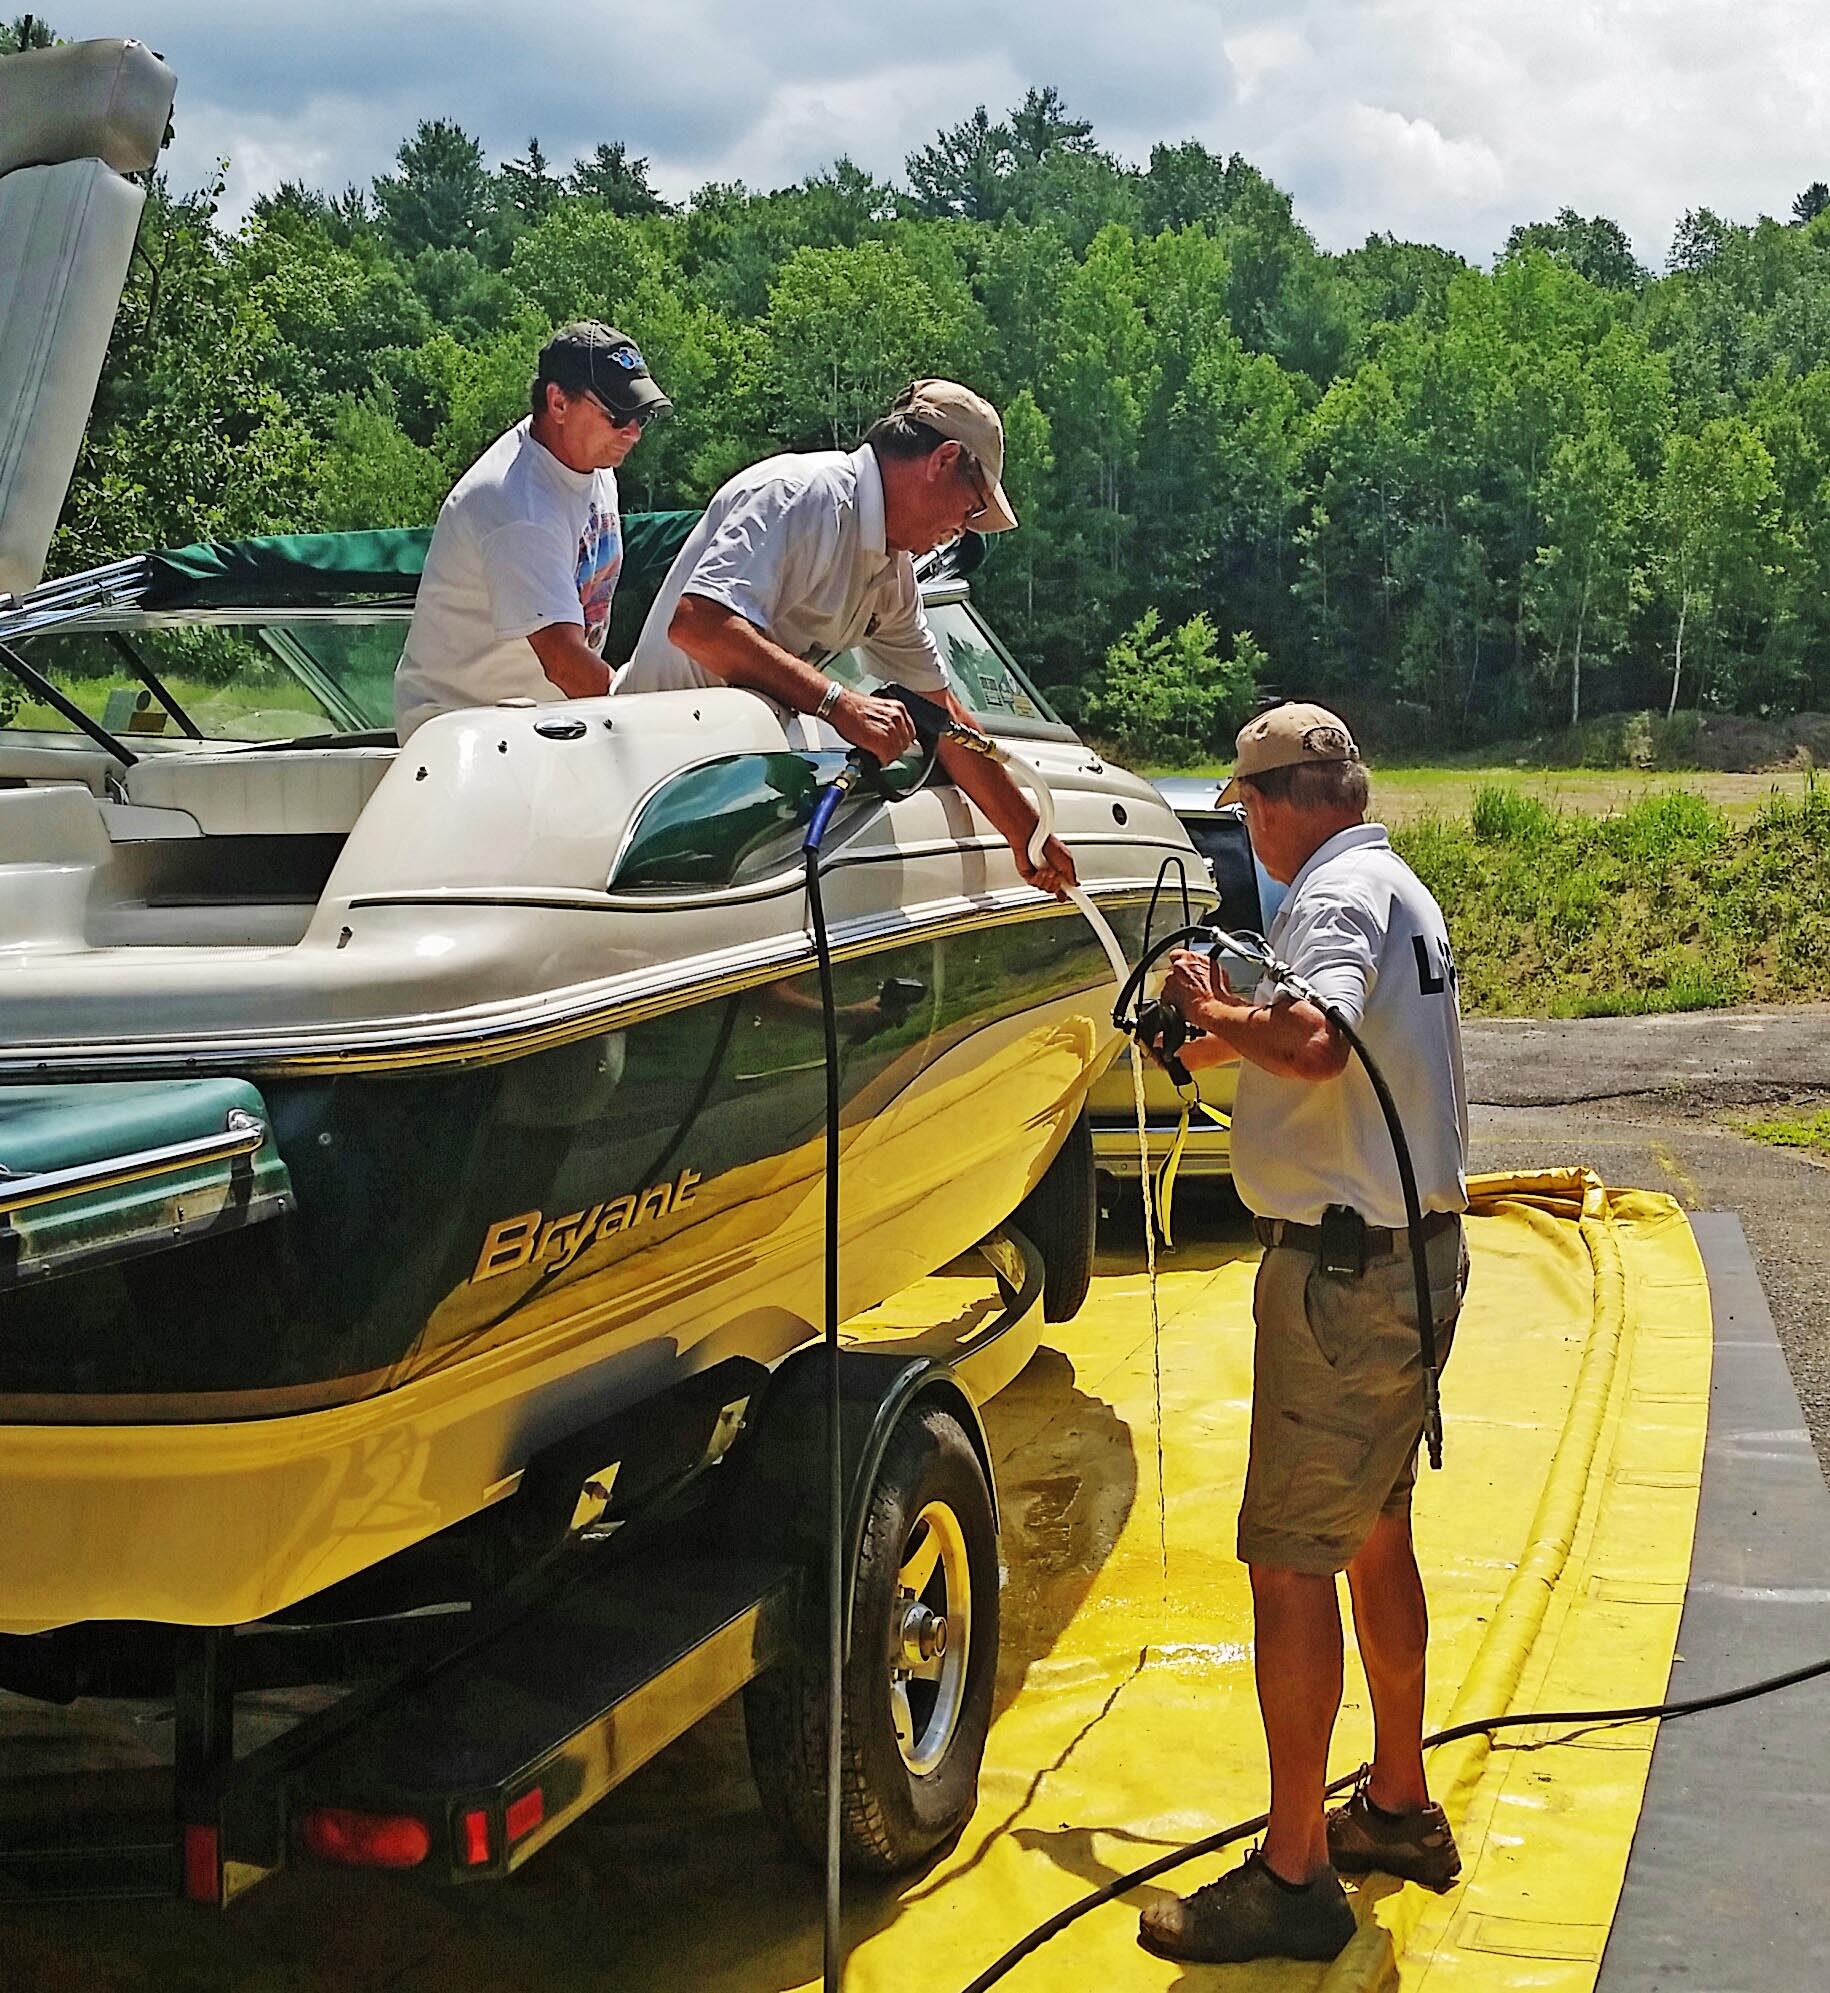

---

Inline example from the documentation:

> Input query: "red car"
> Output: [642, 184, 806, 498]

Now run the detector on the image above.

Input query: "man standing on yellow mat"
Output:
[1138, 702, 1470, 1966]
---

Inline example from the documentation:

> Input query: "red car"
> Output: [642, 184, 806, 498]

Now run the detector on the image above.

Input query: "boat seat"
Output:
[0, 42, 174, 594]
[0, 742, 119, 793]
[0, 37, 176, 178]
[123, 747, 396, 836]
[0, 783, 109, 949]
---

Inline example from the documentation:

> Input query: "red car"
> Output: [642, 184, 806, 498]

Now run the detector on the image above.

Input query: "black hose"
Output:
[1110, 922, 1213, 1028]
[797, 725, 941, 1992]
[803, 830, 848, 1993]
[1326, 1006, 1444, 1468]
[954, 1653, 1830, 1993]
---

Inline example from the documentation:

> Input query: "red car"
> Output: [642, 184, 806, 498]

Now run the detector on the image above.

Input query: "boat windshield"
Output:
[0, 592, 1067, 748]
[0, 616, 403, 743]
[826, 598, 1070, 740]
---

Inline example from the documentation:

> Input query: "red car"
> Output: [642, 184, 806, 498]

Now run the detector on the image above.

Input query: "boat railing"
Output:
[0, 557, 150, 639]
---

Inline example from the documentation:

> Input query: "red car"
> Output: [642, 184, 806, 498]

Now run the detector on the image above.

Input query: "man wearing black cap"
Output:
[394, 321, 670, 741]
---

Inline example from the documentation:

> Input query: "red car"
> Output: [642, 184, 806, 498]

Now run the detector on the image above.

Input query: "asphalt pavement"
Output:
[1464, 1003, 1830, 1477]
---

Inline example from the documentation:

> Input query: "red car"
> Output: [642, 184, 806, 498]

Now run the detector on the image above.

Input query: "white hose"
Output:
[995, 743, 1133, 998]
[993, 746, 1170, 1584]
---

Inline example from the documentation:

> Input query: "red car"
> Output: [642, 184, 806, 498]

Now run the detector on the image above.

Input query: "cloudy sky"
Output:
[44, 1, 1830, 265]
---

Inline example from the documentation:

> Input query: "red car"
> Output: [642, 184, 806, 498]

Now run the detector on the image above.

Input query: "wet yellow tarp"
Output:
[1, 1170, 1710, 1992]
[607, 1168, 1711, 1993]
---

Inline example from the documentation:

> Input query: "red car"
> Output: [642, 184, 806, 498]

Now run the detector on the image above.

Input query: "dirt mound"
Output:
[1695, 712, 1830, 771]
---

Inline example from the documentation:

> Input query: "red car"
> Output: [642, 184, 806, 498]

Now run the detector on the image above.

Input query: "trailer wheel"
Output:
[744, 1403, 998, 1874]
[1013, 1108, 1095, 1321]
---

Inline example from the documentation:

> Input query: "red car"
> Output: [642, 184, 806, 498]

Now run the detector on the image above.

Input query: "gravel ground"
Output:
[1464, 1004, 1830, 1478]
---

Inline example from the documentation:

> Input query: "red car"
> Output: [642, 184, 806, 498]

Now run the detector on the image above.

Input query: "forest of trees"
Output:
[11, 16, 1830, 756]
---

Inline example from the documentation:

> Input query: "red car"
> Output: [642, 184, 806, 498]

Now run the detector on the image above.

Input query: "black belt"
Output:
[1254, 1207, 1459, 1259]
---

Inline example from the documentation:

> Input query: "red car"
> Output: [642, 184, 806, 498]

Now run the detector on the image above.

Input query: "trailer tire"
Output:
[744, 1403, 998, 1874]
[1013, 1108, 1095, 1322]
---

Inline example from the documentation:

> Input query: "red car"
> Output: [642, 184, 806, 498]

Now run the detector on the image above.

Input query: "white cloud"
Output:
[1314, 103, 1507, 232]
[38, 0, 1830, 262]
[1223, 24, 1309, 107]
[1212, 0, 1830, 261]
[649, 55, 1024, 199]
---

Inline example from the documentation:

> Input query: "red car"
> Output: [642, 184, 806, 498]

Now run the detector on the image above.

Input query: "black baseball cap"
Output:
[536, 321, 672, 423]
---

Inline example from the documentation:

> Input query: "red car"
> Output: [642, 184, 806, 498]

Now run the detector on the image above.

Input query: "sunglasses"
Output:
[582, 390, 667, 432]
[955, 448, 992, 520]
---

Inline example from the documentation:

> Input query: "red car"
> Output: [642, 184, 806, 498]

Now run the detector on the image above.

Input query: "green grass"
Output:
[1394, 778, 1830, 1018]
[1547, 966, 1745, 1019]
[1143, 760, 1818, 826]
[6, 673, 332, 740]
[1144, 707, 1714, 777]
[1735, 1107, 1830, 1160]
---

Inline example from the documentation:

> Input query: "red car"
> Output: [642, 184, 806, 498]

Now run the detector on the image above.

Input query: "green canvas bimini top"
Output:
[144, 530, 433, 606]
[143, 515, 703, 611]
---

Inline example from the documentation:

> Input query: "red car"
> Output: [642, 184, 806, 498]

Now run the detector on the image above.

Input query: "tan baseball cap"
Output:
[1218, 701, 1360, 802]
[891, 378, 1019, 533]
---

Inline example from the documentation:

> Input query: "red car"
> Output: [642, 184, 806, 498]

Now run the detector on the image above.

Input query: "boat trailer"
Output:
[0, 1230, 1044, 1910]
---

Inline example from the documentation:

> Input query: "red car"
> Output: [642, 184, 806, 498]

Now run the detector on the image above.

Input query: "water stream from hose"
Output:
[1128, 1044, 1170, 1588]
[1000, 746, 1170, 1592]
[1064, 884, 1133, 989]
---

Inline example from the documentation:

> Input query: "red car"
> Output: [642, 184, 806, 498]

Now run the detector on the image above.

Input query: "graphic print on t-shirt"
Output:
[576, 500, 622, 652]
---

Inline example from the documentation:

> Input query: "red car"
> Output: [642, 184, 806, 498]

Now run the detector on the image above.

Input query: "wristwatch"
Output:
[814, 678, 844, 720]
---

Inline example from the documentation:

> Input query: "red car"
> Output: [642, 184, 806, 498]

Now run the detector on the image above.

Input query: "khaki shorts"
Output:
[1236, 1217, 1468, 1577]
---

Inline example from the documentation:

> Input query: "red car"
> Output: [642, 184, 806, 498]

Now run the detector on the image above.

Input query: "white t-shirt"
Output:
[613, 444, 950, 701]
[1232, 824, 1468, 1229]
[394, 419, 622, 741]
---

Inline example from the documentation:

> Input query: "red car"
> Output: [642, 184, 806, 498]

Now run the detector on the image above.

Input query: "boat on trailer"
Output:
[0, 526, 1202, 1641]
[0, 34, 1212, 1898]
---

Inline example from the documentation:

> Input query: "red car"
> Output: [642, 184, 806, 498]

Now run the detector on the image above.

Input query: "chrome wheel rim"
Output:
[888, 1499, 972, 1776]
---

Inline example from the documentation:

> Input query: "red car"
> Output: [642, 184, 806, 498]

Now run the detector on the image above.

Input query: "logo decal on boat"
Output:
[471, 1167, 702, 1284]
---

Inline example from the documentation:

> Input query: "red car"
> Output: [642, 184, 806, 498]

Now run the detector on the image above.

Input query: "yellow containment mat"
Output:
[573, 1168, 1710, 1993]
[4, 1170, 1708, 1991]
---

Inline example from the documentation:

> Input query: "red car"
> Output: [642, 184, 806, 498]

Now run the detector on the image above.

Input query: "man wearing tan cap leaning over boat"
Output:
[1139, 702, 1470, 1966]
[613, 379, 1075, 897]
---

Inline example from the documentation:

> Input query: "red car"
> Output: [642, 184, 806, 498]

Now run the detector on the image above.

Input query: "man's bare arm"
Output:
[526, 622, 612, 699]
[1161, 949, 1348, 1083]
[668, 594, 915, 762]
[934, 689, 1077, 898]
[670, 598, 1074, 895]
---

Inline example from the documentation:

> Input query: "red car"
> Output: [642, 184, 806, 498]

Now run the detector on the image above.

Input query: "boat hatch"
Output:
[0, 1077, 293, 1290]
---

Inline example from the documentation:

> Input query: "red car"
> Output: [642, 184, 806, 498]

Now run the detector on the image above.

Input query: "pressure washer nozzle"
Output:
[1129, 995, 1196, 1090]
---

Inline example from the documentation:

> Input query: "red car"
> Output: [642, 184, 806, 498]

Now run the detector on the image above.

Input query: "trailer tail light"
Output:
[461, 1807, 491, 1866]
[505, 1787, 544, 1843]
[299, 1805, 432, 1869]
[182, 1823, 220, 1903]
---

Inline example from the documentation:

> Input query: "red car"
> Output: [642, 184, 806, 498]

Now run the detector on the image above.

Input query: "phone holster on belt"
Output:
[1319, 1203, 1366, 1278]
